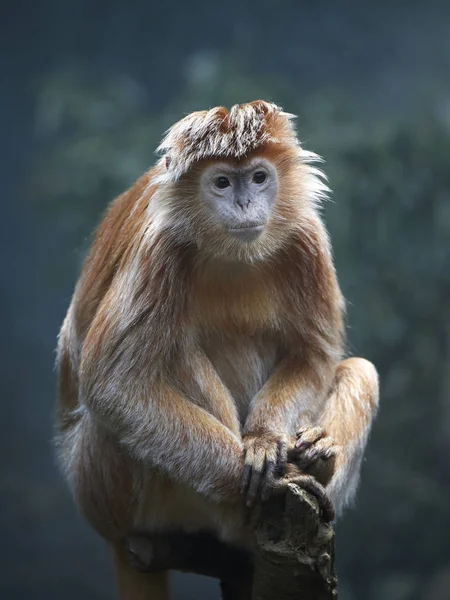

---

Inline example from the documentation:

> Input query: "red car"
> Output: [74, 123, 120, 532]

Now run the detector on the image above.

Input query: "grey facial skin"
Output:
[199, 158, 279, 242]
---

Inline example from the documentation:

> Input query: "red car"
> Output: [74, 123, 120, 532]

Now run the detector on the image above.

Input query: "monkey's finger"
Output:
[261, 462, 277, 502]
[263, 440, 280, 479]
[241, 446, 254, 495]
[295, 425, 311, 439]
[261, 446, 279, 502]
[259, 439, 282, 501]
[295, 426, 325, 447]
[276, 439, 288, 476]
[295, 426, 326, 451]
[246, 449, 266, 507]
[241, 464, 252, 495]
[302, 437, 338, 464]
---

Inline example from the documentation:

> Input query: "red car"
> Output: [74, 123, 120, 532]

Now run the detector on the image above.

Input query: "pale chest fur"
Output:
[188, 262, 284, 424]
[199, 332, 279, 424]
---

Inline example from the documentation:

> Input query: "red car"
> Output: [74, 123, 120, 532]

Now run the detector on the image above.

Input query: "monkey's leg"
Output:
[291, 357, 379, 517]
[114, 544, 171, 600]
[58, 414, 138, 539]
[59, 417, 170, 598]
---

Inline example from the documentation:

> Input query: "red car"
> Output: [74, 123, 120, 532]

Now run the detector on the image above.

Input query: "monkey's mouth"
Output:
[227, 225, 265, 242]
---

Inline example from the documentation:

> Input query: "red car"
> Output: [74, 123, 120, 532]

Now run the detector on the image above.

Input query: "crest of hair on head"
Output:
[156, 100, 324, 181]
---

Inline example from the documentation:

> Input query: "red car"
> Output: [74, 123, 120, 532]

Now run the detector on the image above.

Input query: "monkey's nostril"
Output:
[236, 198, 250, 209]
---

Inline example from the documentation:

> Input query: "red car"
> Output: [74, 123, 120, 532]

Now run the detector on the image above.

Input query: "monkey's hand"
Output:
[241, 432, 288, 507]
[288, 426, 340, 488]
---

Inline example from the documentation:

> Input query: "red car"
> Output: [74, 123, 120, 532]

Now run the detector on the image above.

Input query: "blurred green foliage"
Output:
[31, 65, 450, 600]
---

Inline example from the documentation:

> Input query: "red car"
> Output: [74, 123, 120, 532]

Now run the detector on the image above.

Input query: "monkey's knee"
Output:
[322, 358, 379, 515]
[335, 357, 379, 413]
[338, 357, 378, 382]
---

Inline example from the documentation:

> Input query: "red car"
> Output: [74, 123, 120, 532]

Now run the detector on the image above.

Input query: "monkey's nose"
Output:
[236, 197, 250, 209]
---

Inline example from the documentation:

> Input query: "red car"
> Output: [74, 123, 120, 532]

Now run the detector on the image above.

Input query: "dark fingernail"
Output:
[241, 465, 252, 493]
[276, 464, 286, 476]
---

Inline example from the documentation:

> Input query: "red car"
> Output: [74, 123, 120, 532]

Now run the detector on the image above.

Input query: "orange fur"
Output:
[56, 101, 378, 600]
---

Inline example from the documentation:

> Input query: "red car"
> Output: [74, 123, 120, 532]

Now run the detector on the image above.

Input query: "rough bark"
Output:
[130, 484, 337, 599]
[126, 530, 252, 584]
[252, 483, 337, 600]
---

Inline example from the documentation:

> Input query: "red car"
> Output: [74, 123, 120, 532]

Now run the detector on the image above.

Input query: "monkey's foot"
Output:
[272, 473, 335, 522]
[125, 535, 159, 572]
[289, 426, 339, 487]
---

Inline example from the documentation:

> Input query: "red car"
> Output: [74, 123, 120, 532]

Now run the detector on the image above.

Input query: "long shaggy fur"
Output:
[157, 100, 299, 180]
[55, 100, 379, 600]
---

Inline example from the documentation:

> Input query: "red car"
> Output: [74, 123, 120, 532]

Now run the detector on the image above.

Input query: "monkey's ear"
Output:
[165, 156, 171, 170]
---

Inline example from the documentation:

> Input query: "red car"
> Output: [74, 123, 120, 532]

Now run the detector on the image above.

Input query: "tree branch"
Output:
[252, 483, 337, 599]
[126, 530, 251, 584]
[128, 484, 337, 599]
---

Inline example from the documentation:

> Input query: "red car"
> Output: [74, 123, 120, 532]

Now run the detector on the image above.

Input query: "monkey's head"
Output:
[197, 155, 278, 244]
[152, 101, 328, 263]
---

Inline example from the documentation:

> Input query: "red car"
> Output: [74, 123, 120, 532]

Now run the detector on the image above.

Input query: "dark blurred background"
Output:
[2, 1, 450, 599]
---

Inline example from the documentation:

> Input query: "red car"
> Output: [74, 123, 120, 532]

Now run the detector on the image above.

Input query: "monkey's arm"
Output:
[73, 289, 245, 504]
[242, 352, 335, 504]
[78, 359, 245, 503]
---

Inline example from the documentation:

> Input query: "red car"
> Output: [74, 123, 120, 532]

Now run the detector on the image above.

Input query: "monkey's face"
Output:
[198, 157, 278, 251]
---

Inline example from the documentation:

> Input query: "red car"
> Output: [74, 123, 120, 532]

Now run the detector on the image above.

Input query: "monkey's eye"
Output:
[214, 176, 231, 189]
[253, 171, 267, 184]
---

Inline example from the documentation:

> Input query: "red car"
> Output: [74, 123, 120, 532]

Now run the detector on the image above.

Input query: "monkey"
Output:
[55, 100, 379, 600]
